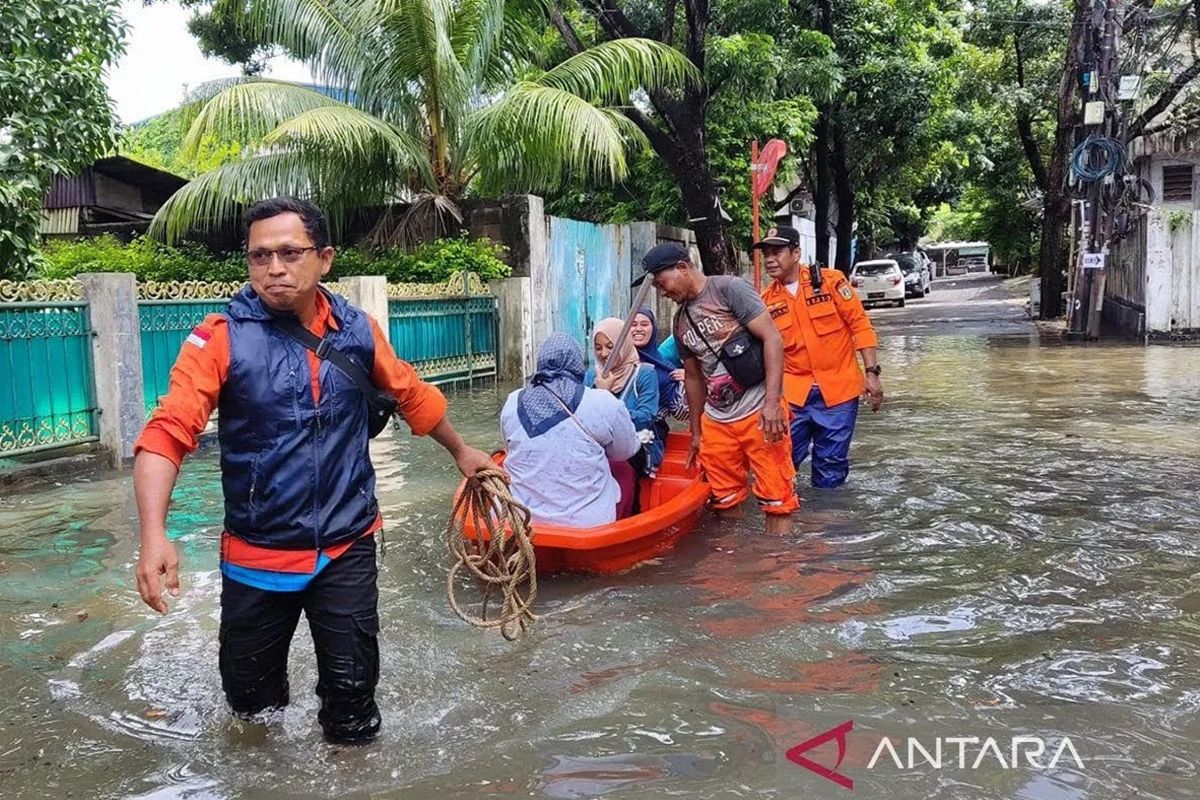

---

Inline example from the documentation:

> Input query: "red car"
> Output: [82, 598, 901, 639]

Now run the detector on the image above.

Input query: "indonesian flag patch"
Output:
[185, 326, 212, 349]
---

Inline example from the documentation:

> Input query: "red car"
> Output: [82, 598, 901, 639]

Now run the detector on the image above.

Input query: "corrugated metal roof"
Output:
[44, 169, 96, 209]
[40, 207, 81, 235]
[42, 156, 186, 211]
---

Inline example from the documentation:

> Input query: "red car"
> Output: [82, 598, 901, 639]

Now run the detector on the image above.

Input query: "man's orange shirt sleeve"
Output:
[134, 314, 230, 468]
[367, 317, 448, 436]
[828, 269, 879, 350]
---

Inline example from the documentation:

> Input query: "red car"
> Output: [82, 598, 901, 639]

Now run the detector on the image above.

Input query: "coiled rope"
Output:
[446, 466, 537, 640]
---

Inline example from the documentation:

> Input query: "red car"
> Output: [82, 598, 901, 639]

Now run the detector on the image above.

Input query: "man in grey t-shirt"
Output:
[634, 243, 798, 532]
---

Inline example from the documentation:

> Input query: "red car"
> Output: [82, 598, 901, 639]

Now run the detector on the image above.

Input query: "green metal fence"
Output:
[139, 301, 227, 414]
[0, 303, 98, 457]
[388, 295, 498, 384]
[0, 277, 497, 462]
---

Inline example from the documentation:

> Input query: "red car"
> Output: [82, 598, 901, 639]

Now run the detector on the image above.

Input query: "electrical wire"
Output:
[1071, 136, 1128, 182]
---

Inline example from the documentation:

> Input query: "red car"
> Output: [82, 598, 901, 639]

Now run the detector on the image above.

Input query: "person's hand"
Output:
[454, 446, 497, 478]
[863, 374, 884, 412]
[670, 369, 685, 382]
[759, 402, 787, 443]
[685, 432, 702, 471]
[136, 532, 180, 615]
[594, 368, 618, 392]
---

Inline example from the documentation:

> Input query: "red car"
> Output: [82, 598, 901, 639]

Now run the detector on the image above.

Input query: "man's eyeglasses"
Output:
[246, 246, 319, 267]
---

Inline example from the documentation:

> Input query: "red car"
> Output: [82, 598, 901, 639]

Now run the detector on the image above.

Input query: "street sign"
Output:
[1082, 252, 1105, 270]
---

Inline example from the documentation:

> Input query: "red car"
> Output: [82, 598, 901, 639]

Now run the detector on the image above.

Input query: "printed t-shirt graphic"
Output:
[672, 275, 768, 423]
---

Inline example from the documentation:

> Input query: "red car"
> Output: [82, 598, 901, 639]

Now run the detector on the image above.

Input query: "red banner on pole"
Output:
[752, 139, 788, 198]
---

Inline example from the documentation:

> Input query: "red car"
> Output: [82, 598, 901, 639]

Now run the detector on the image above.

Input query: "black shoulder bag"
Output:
[270, 317, 398, 438]
[681, 304, 766, 391]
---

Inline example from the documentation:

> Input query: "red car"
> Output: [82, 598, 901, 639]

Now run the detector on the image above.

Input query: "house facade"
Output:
[41, 156, 187, 240]
[1105, 131, 1200, 340]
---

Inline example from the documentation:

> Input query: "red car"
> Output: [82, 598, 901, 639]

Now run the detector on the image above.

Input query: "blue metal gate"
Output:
[543, 217, 632, 356]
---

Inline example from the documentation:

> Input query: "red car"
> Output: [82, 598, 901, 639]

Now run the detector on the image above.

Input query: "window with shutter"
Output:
[1162, 164, 1194, 202]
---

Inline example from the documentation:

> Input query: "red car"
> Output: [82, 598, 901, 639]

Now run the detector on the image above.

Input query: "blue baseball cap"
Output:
[631, 242, 690, 286]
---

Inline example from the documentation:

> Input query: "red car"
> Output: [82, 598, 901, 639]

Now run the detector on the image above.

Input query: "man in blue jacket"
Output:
[133, 197, 493, 744]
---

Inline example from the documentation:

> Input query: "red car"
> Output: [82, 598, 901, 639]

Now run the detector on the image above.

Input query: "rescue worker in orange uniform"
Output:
[754, 226, 883, 488]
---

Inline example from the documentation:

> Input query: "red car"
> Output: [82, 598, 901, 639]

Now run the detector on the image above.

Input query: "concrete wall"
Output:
[1107, 153, 1200, 338]
[339, 276, 390, 343]
[77, 273, 146, 467]
[463, 195, 543, 279]
[468, 198, 697, 375]
[490, 277, 534, 381]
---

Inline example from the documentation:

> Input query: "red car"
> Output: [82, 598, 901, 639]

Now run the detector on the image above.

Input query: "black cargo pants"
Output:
[218, 535, 381, 744]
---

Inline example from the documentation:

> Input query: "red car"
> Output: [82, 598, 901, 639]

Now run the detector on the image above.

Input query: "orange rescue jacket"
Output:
[761, 267, 879, 408]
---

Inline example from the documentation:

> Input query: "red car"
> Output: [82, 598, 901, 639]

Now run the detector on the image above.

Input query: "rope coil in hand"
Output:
[446, 466, 537, 640]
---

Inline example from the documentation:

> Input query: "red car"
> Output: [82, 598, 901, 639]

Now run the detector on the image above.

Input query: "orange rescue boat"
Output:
[458, 430, 710, 574]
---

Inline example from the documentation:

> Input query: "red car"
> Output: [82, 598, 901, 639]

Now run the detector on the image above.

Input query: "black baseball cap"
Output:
[631, 242, 690, 286]
[752, 225, 801, 249]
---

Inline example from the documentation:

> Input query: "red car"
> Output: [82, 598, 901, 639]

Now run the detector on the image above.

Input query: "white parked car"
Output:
[850, 259, 906, 307]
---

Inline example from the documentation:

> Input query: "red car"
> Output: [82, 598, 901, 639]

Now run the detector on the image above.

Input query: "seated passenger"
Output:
[585, 317, 662, 486]
[630, 307, 688, 422]
[500, 333, 640, 528]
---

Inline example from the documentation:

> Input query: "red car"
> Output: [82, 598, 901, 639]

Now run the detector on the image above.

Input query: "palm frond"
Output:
[149, 146, 416, 244]
[368, 193, 464, 248]
[468, 82, 649, 194]
[180, 80, 343, 160]
[537, 39, 701, 105]
[243, 0, 372, 91]
[358, 0, 469, 115]
[263, 105, 434, 186]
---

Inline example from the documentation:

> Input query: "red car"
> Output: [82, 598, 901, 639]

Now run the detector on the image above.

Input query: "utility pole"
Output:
[1069, 0, 1123, 340]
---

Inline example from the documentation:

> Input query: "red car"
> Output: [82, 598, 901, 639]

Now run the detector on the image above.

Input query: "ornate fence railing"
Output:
[0, 281, 98, 457]
[0, 274, 497, 459]
[386, 272, 498, 383]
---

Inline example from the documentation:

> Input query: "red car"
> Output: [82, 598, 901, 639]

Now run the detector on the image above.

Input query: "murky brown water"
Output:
[2, 322, 1199, 799]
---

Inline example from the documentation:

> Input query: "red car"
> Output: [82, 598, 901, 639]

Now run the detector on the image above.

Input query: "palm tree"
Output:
[151, 0, 698, 244]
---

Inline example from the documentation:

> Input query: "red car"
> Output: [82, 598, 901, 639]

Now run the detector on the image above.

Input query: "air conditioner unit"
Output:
[789, 198, 810, 214]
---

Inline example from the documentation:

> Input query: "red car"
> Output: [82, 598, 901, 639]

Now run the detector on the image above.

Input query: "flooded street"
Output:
[2, 275, 1199, 799]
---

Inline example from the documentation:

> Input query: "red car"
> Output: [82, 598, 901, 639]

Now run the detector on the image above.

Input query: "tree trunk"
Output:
[1038, 193, 1071, 316]
[623, 88, 737, 274]
[1038, 0, 1088, 318]
[812, 0, 835, 267]
[832, 119, 855, 271]
[676, 154, 738, 274]
[814, 109, 832, 267]
[576, 0, 736, 274]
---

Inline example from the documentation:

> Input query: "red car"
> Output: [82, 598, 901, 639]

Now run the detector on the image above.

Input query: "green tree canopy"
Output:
[151, 0, 699, 245]
[0, 0, 125, 277]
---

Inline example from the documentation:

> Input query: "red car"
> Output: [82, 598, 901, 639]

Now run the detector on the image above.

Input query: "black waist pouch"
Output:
[719, 329, 766, 391]
[684, 305, 766, 391]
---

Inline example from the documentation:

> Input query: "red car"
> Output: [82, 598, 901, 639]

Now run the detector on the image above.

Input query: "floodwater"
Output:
[2, 304, 1199, 799]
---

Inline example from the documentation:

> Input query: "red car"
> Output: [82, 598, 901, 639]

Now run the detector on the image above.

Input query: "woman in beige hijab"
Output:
[585, 318, 662, 517]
